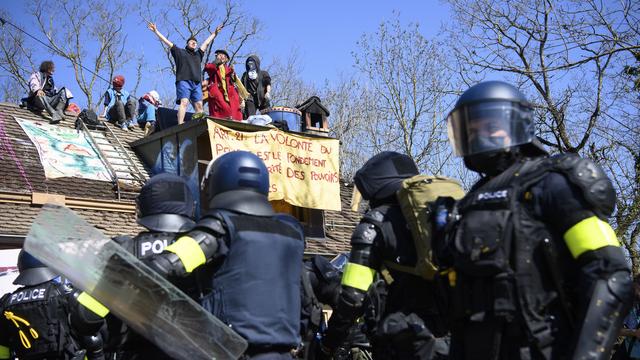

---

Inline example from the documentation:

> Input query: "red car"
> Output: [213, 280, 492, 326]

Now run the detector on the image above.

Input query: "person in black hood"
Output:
[320, 151, 447, 360]
[241, 54, 271, 118]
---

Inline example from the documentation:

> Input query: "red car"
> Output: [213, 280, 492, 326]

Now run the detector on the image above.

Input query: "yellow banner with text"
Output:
[207, 120, 341, 211]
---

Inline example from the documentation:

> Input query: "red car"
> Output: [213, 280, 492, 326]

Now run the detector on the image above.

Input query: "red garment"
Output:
[204, 63, 242, 121]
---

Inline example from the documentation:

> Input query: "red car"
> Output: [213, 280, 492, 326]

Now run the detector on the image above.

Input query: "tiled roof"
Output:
[0, 102, 148, 199]
[0, 102, 147, 244]
[0, 202, 143, 239]
[0, 102, 360, 256]
[305, 182, 365, 256]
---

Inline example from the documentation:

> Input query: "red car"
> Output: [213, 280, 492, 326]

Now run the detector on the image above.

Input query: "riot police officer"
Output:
[0, 250, 107, 360]
[321, 152, 447, 359]
[440, 81, 632, 359]
[145, 150, 305, 359]
[106, 172, 197, 359]
[300, 254, 371, 360]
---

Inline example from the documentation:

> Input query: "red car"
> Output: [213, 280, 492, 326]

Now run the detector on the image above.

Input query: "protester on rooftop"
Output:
[204, 49, 248, 121]
[241, 54, 271, 119]
[24, 60, 71, 124]
[102, 75, 137, 130]
[147, 21, 222, 125]
[137, 90, 162, 136]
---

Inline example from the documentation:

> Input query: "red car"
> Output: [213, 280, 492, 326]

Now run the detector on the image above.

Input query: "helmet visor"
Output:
[447, 100, 534, 156]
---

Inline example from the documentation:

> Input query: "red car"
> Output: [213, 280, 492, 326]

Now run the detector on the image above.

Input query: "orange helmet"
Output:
[112, 75, 125, 89]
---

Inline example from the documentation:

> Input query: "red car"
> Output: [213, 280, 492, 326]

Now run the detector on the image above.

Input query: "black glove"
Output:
[142, 255, 175, 278]
[315, 341, 334, 360]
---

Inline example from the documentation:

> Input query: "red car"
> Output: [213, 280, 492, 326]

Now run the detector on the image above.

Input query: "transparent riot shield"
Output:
[24, 204, 247, 360]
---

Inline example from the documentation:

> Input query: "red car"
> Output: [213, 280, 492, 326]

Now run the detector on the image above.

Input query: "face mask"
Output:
[248, 70, 258, 80]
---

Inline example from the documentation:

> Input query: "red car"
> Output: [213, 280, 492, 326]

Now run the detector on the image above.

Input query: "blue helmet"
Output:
[202, 151, 273, 215]
[14, 249, 58, 286]
[136, 173, 196, 233]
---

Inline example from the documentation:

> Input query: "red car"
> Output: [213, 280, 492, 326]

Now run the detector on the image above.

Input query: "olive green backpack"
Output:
[386, 175, 465, 280]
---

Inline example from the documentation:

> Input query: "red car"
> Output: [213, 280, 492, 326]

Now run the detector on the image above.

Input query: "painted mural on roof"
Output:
[15, 117, 110, 181]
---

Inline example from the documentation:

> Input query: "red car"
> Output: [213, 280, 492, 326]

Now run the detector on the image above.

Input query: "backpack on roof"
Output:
[386, 175, 465, 280]
[75, 109, 100, 129]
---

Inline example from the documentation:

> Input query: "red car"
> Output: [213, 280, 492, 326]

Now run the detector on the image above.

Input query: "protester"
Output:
[204, 49, 248, 121]
[147, 22, 222, 125]
[102, 75, 137, 130]
[137, 90, 162, 136]
[25, 60, 71, 124]
[241, 54, 271, 119]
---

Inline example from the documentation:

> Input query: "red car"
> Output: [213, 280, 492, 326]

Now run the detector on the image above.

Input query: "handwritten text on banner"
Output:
[207, 120, 341, 211]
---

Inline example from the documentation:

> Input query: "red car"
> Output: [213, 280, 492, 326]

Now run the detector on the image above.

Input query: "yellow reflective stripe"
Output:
[165, 236, 206, 273]
[0, 344, 9, 359]
[564, 216, 620, 258]
[77, 292, 109, 318]
[341, 262, 376, 291]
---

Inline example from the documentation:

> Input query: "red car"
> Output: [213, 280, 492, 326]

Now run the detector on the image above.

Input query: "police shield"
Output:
[24, 204, 247, 360]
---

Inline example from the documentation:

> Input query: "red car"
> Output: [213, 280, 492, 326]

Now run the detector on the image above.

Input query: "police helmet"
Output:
[202, 151, 274, 215]
[14, 250, 58, 286]
[354, 151, 419, 201]
[136, 173, 196, 232]
[446, 81, 545, 173]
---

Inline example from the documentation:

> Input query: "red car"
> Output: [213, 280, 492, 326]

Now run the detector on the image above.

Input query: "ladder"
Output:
[79, 120, 147, 200]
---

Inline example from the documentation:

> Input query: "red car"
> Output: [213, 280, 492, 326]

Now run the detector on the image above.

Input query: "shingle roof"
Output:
[0, 202, 143, 240]
[0, 102, 146, 244]
[0, 102, 148, 199]
[305, 182, 365, 256]
[0, 102, 361, 256]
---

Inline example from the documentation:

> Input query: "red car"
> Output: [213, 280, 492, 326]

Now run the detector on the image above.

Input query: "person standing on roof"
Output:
[241, 54, 272, 119]
[204, 49, 248, 121]
[102, 75, 137, 130]
[147, 21, 223, 125]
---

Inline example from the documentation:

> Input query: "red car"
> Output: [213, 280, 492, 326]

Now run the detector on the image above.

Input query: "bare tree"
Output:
[351, 15, 458, 175]
[140, 0, 261, 75]
[267, 48, 317, 108]
[0, 12, 37, 103]
[446, 0, 640, 269]
[29, 0, 134, 109]
[446, 0, 639, 153]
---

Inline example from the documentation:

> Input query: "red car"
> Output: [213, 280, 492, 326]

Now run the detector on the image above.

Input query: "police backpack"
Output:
[390, 175, 465, 280]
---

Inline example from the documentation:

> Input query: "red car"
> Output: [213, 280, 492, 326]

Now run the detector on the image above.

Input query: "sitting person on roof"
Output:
[102, 75, 137, 130]
[24, 60, 71, 124]
[137, 90, 162, 136]
[204, 49, 248, 121]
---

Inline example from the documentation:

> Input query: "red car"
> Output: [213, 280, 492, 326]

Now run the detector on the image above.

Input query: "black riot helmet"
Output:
[446, 81, 546, 175]
[201, 150, 274, 216]
[354, 151, 419, 202]
[14, 249, 58, 286]
[136, 173, 196, 232]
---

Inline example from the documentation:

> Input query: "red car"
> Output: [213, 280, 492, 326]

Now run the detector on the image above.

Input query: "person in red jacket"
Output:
[204, 50, 247, 121]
